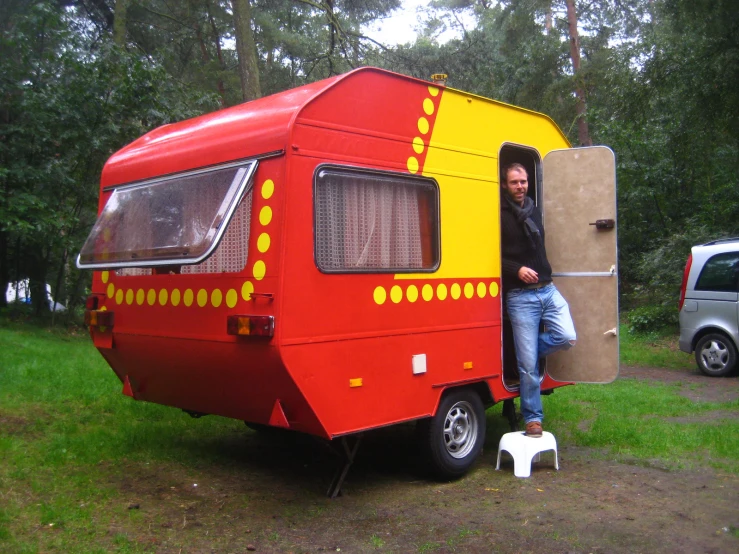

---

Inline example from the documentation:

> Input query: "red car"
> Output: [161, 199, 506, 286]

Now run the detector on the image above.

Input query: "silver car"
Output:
[679, 238, 739, 376]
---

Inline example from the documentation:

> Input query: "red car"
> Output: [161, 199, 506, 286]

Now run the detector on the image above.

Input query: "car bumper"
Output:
[678, 327, 694, 353]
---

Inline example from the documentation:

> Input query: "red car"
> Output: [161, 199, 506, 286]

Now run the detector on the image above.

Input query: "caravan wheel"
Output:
[418, 389, 486, 479]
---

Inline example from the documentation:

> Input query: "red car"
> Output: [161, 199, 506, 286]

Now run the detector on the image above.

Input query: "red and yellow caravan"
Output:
[78, 67, 618, 493]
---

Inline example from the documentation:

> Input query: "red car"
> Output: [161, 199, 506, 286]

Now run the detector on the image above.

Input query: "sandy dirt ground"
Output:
[90, 365, 739, 554]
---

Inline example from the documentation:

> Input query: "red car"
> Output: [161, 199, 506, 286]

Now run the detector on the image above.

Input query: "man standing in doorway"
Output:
[500, 163, 577, 437]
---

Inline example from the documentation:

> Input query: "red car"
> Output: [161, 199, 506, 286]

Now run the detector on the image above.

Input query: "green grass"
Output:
[0, 320, 244, 553]
[1, 318, 737, 552]
[619, 324, 694, 369]
[541, 379, 739, 472]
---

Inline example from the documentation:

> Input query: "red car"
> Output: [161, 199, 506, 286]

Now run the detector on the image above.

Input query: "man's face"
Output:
[503, 168, 528, 206]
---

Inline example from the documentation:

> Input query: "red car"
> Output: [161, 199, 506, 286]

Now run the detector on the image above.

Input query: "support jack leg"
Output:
[326, 434, 363, 498]
[502, 399, 519, 432]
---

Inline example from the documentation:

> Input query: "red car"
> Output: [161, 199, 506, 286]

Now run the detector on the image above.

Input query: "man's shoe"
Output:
[525, 421, 543, 437]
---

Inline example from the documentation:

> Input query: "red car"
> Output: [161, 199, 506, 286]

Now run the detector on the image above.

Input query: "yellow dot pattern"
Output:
[373, 286, 387, 305]
[422, 284, 433, 301]
[407, 88, 439, 181]
[406, 285, 419, 303]
[253, 260, 266, 280]
[390, 285, 403, 304]
[241, 281, 254, 301]
[226, 289, 238, 308]
[464, 282, 474, 299]
[257, 233, 270, 253]
[92, 178, 277, 313]
[451, 283, 461, 300]
[372, 281, 500, 305]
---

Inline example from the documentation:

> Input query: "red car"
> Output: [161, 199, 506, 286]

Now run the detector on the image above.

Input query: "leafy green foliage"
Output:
[625, 305, 677, 334]
[1, 0, 737, 319]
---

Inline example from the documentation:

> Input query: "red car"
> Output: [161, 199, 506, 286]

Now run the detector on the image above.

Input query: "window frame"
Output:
[77, 159, 258, 270]
[312, 164, 441, 274]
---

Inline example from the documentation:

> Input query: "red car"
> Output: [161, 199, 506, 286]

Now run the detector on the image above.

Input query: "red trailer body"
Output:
[78, 68, 619, 482]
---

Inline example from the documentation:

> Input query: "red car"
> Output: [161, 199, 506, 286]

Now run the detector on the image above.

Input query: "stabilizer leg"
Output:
[326, 434, 363, 498]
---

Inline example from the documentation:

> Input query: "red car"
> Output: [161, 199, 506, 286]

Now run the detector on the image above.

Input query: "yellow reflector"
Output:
[463, 361, 474, 369]
[349, 378, 363, 388]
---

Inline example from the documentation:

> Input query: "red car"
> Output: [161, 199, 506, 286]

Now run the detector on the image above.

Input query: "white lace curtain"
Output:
[316, 173, 425, 270]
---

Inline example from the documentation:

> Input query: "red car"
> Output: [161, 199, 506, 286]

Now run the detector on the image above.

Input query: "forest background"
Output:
[1, 0, 737, 330]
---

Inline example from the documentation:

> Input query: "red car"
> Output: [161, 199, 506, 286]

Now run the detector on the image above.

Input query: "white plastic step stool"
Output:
[495, 431, 559, 478]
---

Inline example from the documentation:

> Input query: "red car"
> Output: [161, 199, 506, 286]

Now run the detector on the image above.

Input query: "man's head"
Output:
[502, 163, 529, 206]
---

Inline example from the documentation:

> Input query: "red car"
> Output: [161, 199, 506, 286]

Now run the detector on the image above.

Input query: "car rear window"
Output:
[695, 252, 739, 292]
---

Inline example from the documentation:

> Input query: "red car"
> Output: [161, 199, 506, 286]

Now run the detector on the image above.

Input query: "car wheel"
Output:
[417, 389, 486, 479]
[695, 333, 738, 377]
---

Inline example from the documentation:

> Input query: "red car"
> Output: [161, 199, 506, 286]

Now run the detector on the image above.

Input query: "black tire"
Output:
[695, 333, 738, 377]
[417, 389, 486, 480]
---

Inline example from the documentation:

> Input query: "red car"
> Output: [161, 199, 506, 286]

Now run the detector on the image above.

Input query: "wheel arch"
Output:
[431, 382, 495, 417]
[691, 326, 738, 352]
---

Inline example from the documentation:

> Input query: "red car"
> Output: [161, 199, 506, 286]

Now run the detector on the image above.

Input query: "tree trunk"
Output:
[0, 229, 8, 308]
[565, 0, 592, 146]
[207, 6, 228, 106]
[51, 247, 68, 325]
[113, 0, 128, 46]
[231, 0, 262, 102]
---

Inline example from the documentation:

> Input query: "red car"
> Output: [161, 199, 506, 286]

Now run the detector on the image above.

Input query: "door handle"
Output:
[589, 219, 615, 230]
[603, 328, 617, 336]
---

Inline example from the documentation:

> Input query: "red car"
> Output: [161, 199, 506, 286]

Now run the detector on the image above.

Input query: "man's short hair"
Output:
[502, 163, 528, 184]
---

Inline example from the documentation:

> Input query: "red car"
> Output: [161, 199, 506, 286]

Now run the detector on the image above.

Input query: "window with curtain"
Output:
[315, 166, 439, 272]
[77, 160, 257, 270]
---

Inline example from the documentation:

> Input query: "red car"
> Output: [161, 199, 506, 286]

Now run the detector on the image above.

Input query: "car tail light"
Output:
[678, 253, 692, 311]
[227, 315, 274, 337]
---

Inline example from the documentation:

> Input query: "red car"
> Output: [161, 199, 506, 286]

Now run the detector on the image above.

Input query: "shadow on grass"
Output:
[143, 404, 515, 497]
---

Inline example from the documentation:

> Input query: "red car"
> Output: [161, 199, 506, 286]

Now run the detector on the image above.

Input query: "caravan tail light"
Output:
[85, 309, 114, 327]
[678, 254, 693, 311]
[227, 315, 274, 337]
[85, 294, 100, 310]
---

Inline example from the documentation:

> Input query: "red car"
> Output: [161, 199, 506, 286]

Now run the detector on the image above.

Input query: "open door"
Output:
[543, 146, 618, 383]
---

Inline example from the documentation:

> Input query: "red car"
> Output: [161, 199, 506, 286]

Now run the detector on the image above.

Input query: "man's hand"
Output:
[517, 266, 539, 284]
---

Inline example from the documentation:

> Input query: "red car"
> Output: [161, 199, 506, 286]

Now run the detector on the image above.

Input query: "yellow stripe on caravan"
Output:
[395, 89, 569, 281]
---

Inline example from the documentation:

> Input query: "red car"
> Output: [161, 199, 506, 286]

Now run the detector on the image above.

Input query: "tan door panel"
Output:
[547, 276, 619, 383]
[543, 146, 619, 384]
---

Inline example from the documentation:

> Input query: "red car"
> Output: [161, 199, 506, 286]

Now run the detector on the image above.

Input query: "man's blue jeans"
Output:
[506, 283, 576, 424]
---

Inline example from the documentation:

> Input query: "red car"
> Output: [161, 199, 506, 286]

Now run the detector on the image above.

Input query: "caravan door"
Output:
[543, 146, 619, 383]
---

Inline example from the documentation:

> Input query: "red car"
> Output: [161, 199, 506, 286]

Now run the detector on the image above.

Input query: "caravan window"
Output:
[77, 161, 257, 269]
[314, 166, 439, 273]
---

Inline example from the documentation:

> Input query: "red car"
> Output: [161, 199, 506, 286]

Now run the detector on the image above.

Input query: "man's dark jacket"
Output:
[500, 195, 553, 293]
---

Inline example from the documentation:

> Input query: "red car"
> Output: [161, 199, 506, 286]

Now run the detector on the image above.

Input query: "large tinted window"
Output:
[314, 166, 439, 272]
[695, 252, 739, 292]
[78, 160, 257, 269]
